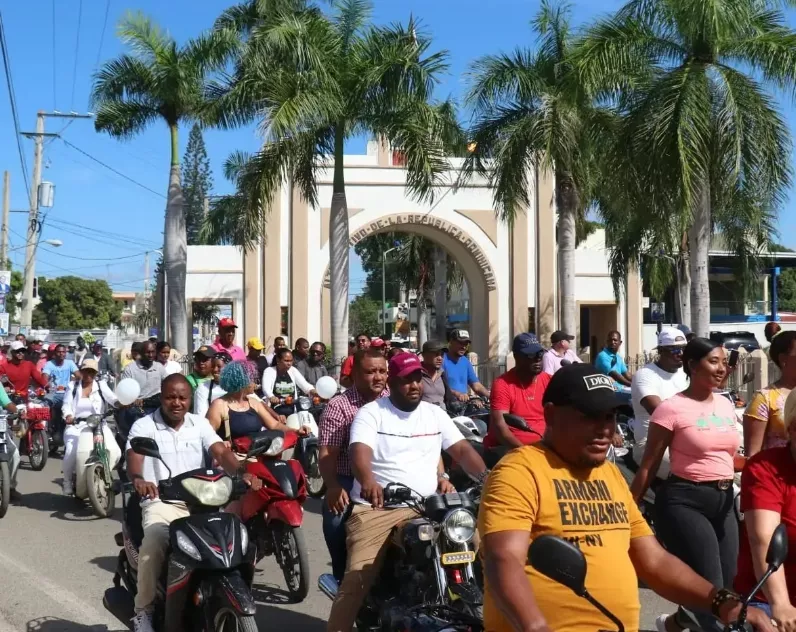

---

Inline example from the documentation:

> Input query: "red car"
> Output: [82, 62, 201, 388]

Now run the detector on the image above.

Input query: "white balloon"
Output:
[115, 378, 142, 406]
[316, 376, 338, 401]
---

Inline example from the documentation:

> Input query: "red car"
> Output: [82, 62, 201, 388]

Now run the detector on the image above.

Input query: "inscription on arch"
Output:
[348, 213, 497, 291]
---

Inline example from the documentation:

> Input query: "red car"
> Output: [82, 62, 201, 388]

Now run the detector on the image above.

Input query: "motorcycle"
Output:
[447, 396, 490, 425]
[319, 482, 484, 631]
[238, 429, 310, 602]
[14, 388, 50, 470]
[286, 396, 324, 498]
[71, 409, 122, 518]
[103, 435, 272, 632]
[529, 524, 788, 631]
[0, 411, 19, 518]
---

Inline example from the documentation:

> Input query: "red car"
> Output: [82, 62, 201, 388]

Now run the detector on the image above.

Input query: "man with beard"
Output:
[478, 363, 773, 632]
[126, 374, 262, 632]
[318, 348, 388, 583]
[485, 333, 550, 449]
[295, 341, 329, 386]
[325, 352, 487, 632]
[120, 341, 168, 437]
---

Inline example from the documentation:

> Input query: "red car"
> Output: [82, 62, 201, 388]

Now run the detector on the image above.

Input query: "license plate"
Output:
[441, 551, 476, 565]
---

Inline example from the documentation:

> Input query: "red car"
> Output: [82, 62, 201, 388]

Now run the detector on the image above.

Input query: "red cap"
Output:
[218, 318, 237, 329]
[370, 337, 386, 348]
[388, 352, 423, 378]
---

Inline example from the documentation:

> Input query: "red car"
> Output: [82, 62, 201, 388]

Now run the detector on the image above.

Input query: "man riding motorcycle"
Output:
[125, 374, 262, 632]
[119, 340, 167, 439]
[1, 341, 47, 398]
[42, 343, 80, 443]
[326, 352, 487, 632]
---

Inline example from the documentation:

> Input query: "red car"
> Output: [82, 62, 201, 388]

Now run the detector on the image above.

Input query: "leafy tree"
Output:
[183, 123, 214, 245]
[576, 0, 795, 335]
[348, 296, 381, 337]
[91, 12, 235, 352]
[32, 276, 123, 329]
[202, 0, 461, 364]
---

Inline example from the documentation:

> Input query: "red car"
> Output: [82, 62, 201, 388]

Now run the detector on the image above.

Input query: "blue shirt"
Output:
[442, 352, 479, 394]
[594, 348, 628, 385]
[43, 359, 79, 389]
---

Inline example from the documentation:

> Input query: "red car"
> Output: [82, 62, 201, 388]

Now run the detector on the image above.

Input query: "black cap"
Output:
[550, 330, 575, 344]
[448, 329, 471, 342]
[193, 345, 215, 359]
[422, 340, 445, 353]
[542, 363, 623, 417]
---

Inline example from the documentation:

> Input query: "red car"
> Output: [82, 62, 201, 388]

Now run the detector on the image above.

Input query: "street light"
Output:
[382, 245, 399, 338]
[8, 238, 62, 253]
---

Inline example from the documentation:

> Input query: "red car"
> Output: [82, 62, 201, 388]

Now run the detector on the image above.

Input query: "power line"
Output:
[46, 219, 160, 249]
[38, 245, 149, 261]
[0, 10, 30, 192]
[43, 221, 158, 252]
[61, 139, 166, 199]
[70, 0, 83, 110]
[93, 0, 110, 70]
[52, 0, 57, 111]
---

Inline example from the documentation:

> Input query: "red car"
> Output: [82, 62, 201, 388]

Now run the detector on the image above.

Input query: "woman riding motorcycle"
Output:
[262, 348, 317, 417]
[193, 352, 230, 417]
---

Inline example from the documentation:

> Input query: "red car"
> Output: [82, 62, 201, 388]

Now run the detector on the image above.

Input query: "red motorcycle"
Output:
[236, 428, 310, 602]
[13, 388, 49, 471]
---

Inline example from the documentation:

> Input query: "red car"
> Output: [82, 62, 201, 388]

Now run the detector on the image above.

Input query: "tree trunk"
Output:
[433, 247, 447, 339]
[329, 125, 349, 372]
[556, 171, 578, 336]
[675, 255, 691, 327]
[165, 124, 188, 354]
[417, 297, 429, 348]
[689, 182, 711, 337]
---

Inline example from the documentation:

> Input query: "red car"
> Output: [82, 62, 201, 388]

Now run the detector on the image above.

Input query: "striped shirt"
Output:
[318, 386, 388, 476]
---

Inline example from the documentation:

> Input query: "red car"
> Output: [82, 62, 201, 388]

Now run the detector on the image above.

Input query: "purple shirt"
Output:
[542, 348, 581, 375]
[210, 341, 246, 362]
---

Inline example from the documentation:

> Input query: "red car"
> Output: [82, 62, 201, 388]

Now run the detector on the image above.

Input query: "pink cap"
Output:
[388, 352, 423, 378]
[370, 337, 386, 348]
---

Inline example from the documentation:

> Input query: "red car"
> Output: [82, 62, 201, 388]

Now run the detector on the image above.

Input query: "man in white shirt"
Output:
[125, 374, 261, 632]
[326, 353, 487, 632]
[630, 327, 689, 475]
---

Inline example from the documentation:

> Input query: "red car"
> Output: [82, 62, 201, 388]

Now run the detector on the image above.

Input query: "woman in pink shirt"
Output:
[632, 338, 742, 632]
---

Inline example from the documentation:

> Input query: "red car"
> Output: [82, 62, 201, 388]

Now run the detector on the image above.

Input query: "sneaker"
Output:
[131, 611, 155, 632]
[655, 614, 689, 632]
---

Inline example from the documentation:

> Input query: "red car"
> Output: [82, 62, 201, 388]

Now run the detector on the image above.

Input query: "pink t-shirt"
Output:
[210, 341, 246, 362]
[651, 393, 740, 482]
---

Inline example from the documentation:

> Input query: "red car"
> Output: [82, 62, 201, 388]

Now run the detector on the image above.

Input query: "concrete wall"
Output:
[186, 246, 244, 346]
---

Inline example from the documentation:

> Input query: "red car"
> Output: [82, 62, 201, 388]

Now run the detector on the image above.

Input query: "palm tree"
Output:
[202, 0, 457, 366]
[464, 0, 602, 338]
[576, 0, 795, 336]
[90, 13, 235, 352]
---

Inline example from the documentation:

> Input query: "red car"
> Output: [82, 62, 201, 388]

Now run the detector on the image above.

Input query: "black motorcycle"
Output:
[102, 435, 275, 632]
[319, 482, 483, 631]
[0, 411, 19, 518]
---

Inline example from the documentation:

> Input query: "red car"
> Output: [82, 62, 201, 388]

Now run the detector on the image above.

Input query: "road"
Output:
[0, 457, 674, 632]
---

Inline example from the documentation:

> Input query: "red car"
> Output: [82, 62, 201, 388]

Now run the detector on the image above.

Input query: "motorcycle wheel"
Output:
[0, 461, 9, 519]
[213, 608, 258, 632]
[305, 447, 325, 498]
[87, 463, 115, 518]
[278, 525, 310, 602]
[29, 430, 48, 471]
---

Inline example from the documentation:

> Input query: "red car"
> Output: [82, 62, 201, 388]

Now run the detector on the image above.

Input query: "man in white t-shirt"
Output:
[326, 353, 487, 632]
[630, 327, 689, 476]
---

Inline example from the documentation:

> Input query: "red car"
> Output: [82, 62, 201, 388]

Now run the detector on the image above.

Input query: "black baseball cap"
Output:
[550, 330, 575, 344]
[193, 345, 215, 360]
[448, 329, 471, 343]
[422, 340, 445, 353]
[542, 363, 624, 417]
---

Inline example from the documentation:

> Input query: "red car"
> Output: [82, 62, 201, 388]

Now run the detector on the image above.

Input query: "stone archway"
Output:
[320, 213, 499, 361]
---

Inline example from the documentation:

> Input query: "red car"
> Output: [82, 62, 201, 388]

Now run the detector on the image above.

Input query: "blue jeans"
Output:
[749, 601, 772, 618]
[322, 474, 355, 581]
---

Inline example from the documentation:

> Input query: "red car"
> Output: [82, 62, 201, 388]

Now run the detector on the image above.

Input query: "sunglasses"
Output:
[310, 349, 325, 356]
[662, 347, 684, 355]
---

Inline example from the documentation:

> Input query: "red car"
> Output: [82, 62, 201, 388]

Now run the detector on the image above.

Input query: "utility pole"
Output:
[1, 171, 9, 266]
[144, 251, 150, 296]
[19, 111, 92, 329]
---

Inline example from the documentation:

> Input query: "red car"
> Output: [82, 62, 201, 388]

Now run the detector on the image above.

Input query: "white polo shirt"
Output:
[126, 409, 221, 495]
[349, 398, 464, 503]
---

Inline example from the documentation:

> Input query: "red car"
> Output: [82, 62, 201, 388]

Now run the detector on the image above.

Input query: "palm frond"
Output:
[92, 99, 161, 139]
[466, 49, 547, 112]
[332, 0, 372, 53]
[117, 12, 173, 67]
[90, 55, 157, 106]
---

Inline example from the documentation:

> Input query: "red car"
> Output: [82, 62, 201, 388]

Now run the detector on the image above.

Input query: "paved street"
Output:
[0, 457, 674, 632]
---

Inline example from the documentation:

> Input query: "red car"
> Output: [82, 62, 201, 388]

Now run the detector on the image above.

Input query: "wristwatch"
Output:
[438, 472, 450, 481]
[711, 588, 741, 617]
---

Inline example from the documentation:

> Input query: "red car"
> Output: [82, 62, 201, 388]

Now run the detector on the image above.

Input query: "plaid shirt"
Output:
[319, 386, 389, 477]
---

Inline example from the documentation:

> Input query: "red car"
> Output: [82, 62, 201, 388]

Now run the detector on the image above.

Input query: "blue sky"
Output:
[1, 0, 795, 297]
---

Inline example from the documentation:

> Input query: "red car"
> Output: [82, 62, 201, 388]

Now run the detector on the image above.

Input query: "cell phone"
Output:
[728, 349, 739, 368]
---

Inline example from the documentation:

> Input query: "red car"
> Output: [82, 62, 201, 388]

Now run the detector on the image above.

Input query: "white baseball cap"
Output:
[657, 327, 688, 348]
[10, 341, 25, 351]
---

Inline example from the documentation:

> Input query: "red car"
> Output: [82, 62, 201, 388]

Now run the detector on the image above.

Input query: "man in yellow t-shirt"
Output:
[478, 363, 774, 632]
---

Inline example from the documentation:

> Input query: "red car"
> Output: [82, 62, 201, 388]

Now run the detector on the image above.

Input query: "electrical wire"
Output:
[70, 0, 83, 110]
[44, 220, 160, 252]
[94, 0, 110, 70]
[52, 0, 57, 111]
[0, 10, 30, 192]
[45, 217, 161, 248]
[38, 245, 149, 261]
[61, 139, 166, 199]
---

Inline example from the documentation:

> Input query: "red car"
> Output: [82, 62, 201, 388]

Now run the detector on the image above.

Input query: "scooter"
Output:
[286, 397, 323, 497]
[71, 409, 122, 518]
[104, 435, 270, 632]
[238, 429, 310, 603]
[14, 398, 49, 471]
[529, 524, 788, 631]
[0, 411, 19, 519]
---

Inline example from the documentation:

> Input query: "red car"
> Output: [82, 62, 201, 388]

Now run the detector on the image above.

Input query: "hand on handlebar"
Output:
[297, 425, 311, 437]
[772, 603, 796, 632]
[437, 478, 456, 494]
[241, 472, 263, 492]
[64, 415, 74, 425]
[360, 478, 384, 508]
[455, 392, 469, 403]
[133, 478, 159, 500]
[720, 600, 777, 632]
[269, 396, 280, 406]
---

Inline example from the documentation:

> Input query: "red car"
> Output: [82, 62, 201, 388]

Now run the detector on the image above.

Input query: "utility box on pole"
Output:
[38, 181, 54, 208]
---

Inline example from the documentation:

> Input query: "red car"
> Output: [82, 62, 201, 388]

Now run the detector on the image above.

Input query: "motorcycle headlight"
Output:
[264, 436, 284, 456]
[175, 530, 202, 561]
[240, 523, 249, 552]
[86, 415, 101, 430]
[442, 508, 476, 544]
[181, 476, 233, 507]
[298, 396, 311, 411]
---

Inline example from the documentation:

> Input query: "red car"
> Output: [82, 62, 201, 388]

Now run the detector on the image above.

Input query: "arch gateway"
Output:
[238, 141, 643, 362]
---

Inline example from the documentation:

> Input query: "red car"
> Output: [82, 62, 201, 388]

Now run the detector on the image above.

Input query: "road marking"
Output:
[0, 544, 123, 629]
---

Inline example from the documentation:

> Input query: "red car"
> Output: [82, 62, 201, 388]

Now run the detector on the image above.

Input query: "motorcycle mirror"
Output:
[529, 535, 587, 596]
[245, 430, 279, 457]
[130, 437, 161, 460]
[766, 523, 789, 570]
[504, 413, 530, 432]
